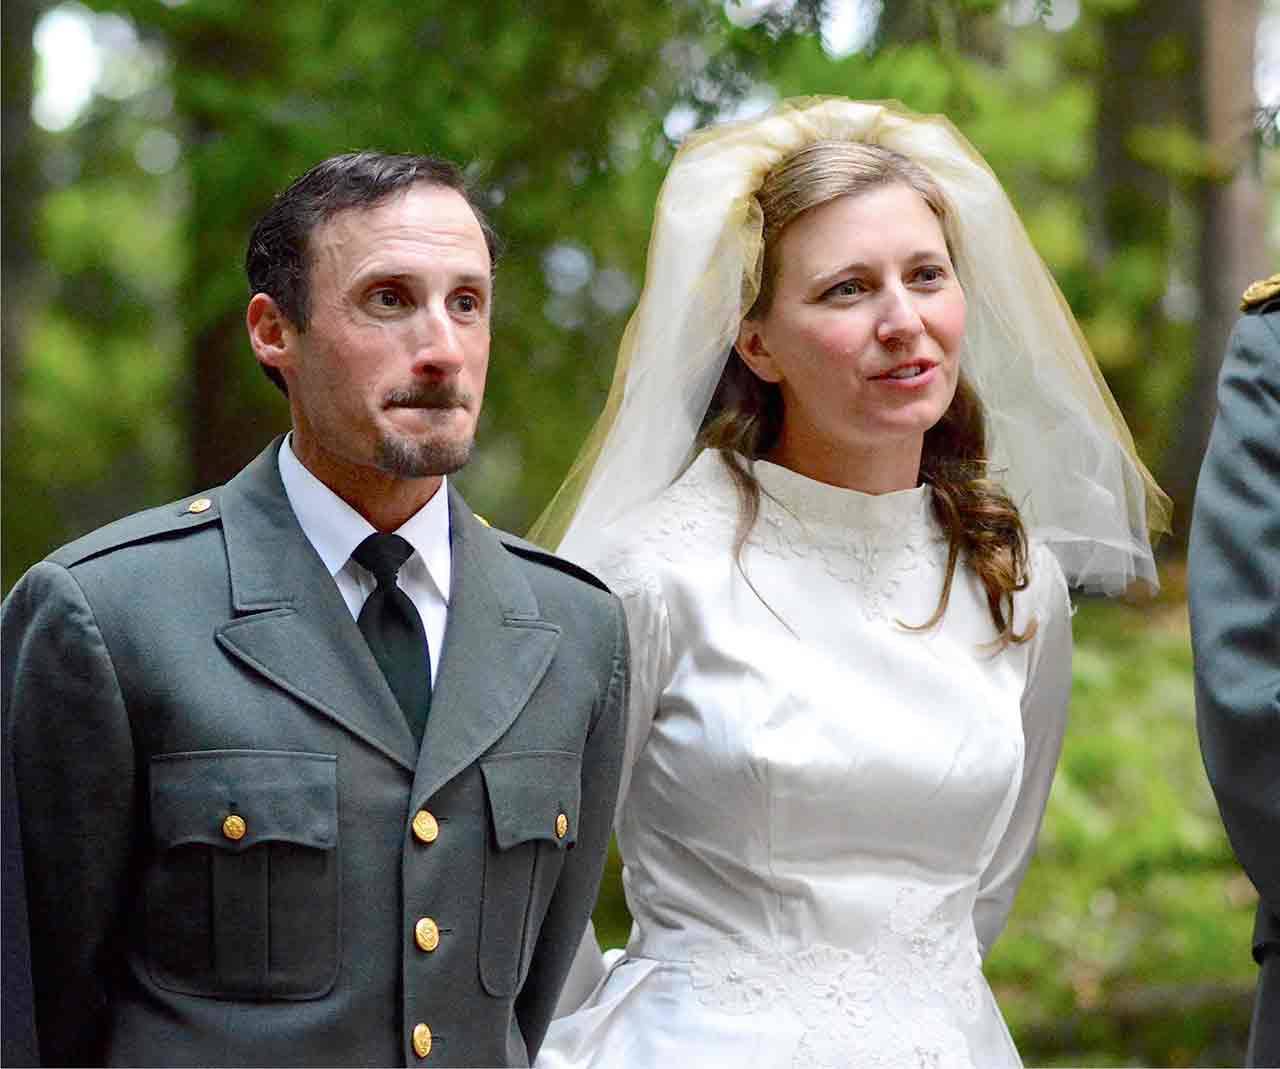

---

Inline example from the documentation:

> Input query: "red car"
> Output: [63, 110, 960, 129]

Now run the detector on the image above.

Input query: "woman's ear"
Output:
[246, 293, 297, 379]
[735, 319, 783, 384]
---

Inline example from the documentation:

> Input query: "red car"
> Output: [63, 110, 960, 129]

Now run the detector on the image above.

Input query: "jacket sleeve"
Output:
[1189, 309, 1280, 954]
[972, 545, 1073, 958]
[2, 704, 38, 1068]
[2, 562, 141, 1067]
[514, 592, 628, 1059]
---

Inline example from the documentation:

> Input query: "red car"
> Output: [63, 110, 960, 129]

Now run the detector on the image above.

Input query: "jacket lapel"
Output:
[213, 440, 418, 771]
[410, 487, 560, 805]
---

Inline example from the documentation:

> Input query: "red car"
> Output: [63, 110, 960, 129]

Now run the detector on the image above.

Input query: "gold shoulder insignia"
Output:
[1241, 272, 1280, 311]
[474, 513, 491, 527]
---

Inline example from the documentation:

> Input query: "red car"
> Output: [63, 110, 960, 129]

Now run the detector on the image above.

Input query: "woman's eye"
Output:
[915, 266, 946, 284]
[827, 280, 863, 299]
[453, 293, 480, 314]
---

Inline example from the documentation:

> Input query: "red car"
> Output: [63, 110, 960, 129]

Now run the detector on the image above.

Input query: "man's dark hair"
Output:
[246, 151, 501, 394]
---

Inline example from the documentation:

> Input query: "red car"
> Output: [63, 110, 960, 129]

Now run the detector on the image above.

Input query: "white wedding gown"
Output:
[538, 450, 1072, 1069]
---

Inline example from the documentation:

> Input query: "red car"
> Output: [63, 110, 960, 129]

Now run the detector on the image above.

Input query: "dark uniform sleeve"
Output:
[513, 595, 627, 1059]
[3, 714, 38, 1067]
[1, 562, 141, 1067]
[1189, 307, 1280, 952]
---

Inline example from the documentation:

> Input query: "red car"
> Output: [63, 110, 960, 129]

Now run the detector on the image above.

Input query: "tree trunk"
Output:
[1165, 0, 1268, 537]
[171, 20, 291, 490]
[2, 0, 44, 590]
[1090, 0, 1203, 545]
[1, 0, 37, 396]
[1093, 7, 1187, 263]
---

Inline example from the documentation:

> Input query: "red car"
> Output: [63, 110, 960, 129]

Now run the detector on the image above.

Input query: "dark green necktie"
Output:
[352, 533, 431, 746]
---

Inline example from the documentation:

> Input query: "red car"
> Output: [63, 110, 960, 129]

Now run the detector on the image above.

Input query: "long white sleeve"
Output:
[551, 547, 671, 1016]
[972, 545, 1073, 957]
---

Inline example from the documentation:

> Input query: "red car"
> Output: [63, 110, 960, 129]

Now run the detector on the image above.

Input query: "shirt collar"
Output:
[277, 434, 452, 602]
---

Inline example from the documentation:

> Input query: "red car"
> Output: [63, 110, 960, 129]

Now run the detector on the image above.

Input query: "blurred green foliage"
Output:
[12, 0, 1276, 585]
[993, 581, 1256, 1065]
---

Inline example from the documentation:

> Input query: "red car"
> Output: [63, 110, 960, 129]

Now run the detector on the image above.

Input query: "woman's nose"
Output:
[876, 286, 925, 348]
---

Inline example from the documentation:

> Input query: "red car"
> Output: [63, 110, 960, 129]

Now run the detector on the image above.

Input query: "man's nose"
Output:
[876, 286, 925, 348]
[409, 301, 466, 375]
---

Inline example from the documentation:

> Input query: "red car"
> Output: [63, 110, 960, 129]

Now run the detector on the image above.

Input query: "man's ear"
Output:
[735, 319, 783, 384]
[246, 294, 297, 377]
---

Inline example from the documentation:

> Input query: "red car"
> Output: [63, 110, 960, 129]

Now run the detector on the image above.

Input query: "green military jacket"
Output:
[2, 438, 627, 1067]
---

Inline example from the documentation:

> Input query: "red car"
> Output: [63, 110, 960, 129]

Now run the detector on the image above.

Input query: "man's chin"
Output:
[373, 434, 475, 479]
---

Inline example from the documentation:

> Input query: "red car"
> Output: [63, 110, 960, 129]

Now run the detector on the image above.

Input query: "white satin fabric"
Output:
[538, 451, 1072, 1069]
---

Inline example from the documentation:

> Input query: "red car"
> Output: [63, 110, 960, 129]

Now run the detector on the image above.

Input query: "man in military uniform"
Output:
[1190, 272, 1280, 1067]
[1, 153, 626, 1067]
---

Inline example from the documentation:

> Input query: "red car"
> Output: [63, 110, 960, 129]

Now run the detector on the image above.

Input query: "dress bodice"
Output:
[540, 450, 1072, 1069]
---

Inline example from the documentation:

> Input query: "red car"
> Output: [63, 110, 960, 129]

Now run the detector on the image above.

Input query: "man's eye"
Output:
[453, 293, 480, 314]
[373, 289, 403, 308]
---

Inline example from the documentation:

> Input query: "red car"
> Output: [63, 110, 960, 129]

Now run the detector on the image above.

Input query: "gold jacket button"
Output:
[414, 916, 440, 952]
[187, 497, 212, 514]
[555, 812, 569, 839]
[412, 1022, 432, 1058]
[222, 814, 246, 841]
[412, 810, 439, 844]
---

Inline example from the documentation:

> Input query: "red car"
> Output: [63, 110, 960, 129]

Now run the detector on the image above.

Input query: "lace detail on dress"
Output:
[592, 543, 660, 603]
[593, 452, 948, 624]
[648, 472, 738, 564]
[592, 460, 737, 579]
[689, 887, 982, 1069]
[751, 494, 944, 622]
[591, 472, 732, 608]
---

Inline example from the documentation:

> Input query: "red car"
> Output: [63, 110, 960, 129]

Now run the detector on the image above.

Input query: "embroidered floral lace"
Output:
[688, 887, 982, 1069]
[599, 452, 945, 624]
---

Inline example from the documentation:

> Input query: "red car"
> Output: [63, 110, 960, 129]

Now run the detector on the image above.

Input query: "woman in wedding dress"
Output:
[531, 98, 1167, 1069]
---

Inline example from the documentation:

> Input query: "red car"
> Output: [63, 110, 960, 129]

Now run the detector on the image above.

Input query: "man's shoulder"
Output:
[490, 527, 612, 597]
[49, 490, 224, 571]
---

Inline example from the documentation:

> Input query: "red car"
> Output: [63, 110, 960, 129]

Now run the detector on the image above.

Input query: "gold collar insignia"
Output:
[1241, 273, 1280, 311]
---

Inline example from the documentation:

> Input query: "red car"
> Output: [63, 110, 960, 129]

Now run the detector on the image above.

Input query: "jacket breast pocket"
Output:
[477, 750, 581, 998]
[146, 750, 339, 1000]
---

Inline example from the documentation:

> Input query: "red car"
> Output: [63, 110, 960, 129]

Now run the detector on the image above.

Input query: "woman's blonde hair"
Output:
[699, 140, 1035, 648]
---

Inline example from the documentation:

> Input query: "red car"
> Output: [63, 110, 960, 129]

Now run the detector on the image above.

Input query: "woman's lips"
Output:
[870, 362, 938, 386]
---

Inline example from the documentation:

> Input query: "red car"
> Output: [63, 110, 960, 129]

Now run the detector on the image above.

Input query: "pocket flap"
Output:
[150, 750, 337, 852]
[479, 750, 581, 851]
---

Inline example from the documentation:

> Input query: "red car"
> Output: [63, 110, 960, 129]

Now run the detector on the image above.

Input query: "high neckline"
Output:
[689, 450, 934, 534]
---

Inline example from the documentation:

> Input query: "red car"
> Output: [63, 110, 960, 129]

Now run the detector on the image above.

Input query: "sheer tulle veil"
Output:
[529, 97, 1169, 594]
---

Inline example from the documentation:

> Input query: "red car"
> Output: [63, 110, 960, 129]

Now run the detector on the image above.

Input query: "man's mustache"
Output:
[382, 385, 471, 409]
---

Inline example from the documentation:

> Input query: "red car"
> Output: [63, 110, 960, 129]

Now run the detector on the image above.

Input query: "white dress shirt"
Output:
[277, 435, 450, 685]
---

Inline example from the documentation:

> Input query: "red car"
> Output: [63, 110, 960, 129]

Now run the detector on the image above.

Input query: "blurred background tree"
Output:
[3, 0, 1277, 1063]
